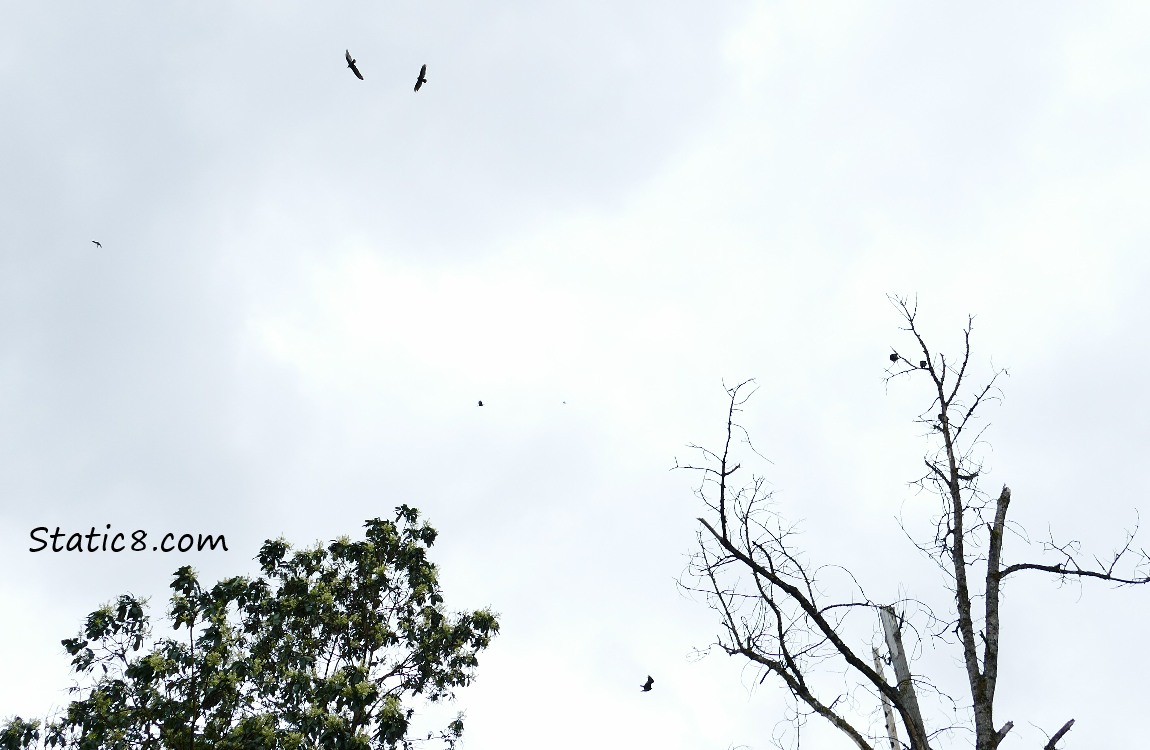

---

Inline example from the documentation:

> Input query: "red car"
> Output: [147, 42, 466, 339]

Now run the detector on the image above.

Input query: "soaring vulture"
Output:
[91, 240, 102, 248]
[345, 50, 364, 80]
[640, 675, 654, 692]
[414, 64, 427, 91]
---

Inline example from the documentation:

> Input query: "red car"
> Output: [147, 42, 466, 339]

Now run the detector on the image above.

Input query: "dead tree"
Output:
[677, 295, 1150, 750]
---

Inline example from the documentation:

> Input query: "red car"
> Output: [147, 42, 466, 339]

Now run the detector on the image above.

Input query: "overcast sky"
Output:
[2, 1, 1149, 748]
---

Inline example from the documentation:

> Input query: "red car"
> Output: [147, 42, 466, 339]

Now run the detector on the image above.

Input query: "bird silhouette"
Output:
[640, 675, 653, 692]
[91, 240, 101, 248]
[889, 352, 898, 363]
[414, 64, 427, 91]
[919, 360, 927, 369]
[345, 50, 364, 80]
[478, 400, 484, 407]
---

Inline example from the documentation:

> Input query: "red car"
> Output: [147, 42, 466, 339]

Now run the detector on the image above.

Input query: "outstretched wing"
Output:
[345, 49, 353, 65]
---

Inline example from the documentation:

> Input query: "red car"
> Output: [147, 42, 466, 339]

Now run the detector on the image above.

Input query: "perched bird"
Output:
[919, 360, 927, 369]
[414, 64, 427, 91]
[888, 352, 898, 363]
[478, 401, 484, 407]
[640, 675, 654, 692]
[345, 50, 364, 80]
[91, 240, 102, 248]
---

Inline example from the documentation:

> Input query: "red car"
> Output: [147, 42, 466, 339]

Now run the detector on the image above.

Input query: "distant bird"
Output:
[91, 240, 101, 248]
[919, 360, 927, 369]
[640, 675, 653, 692]
[478, 400, 484, 407]
[889, 352, 898, 363]
[414, 64, 427, 91]
[345, 50, 364, 80]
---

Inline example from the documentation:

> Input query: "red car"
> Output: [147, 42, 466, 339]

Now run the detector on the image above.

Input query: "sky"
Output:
[2, 1, 1149, 748]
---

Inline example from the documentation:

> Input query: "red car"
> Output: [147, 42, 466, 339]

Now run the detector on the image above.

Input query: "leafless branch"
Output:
[1043, 718, 1075, 750]
[681, 299, 1147, 750]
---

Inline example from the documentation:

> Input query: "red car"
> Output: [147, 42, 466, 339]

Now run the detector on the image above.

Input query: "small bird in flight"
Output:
[478, 400, 484, 407]
[414, 64, 427, 91]
[889, 352, 898, 363]
[91, 240, 102, 248]
[345, 50, 364, 80]
[640, 675, 653, 692]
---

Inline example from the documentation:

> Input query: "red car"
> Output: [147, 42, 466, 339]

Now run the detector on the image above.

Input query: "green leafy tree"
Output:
[2, 505, 499, 750]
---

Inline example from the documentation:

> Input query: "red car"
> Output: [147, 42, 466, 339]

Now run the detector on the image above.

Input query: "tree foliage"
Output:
[678, 296, 1149, 750]
[2, 505, 499, 750]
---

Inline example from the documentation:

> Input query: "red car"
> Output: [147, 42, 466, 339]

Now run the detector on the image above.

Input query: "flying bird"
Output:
[888, 352, 898, 363]
[414, 64, 427, 91]
[91, 240, 101, 248]
[478, 400, 484, 407]
[640, 675, 653, 692]
[345, 50, 364, 80]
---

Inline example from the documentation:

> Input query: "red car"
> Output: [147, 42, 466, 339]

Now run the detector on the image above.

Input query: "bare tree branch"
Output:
[680, 298, 1148, 750]
[1043, 718, 1075, 750]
